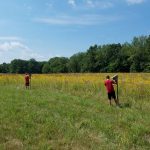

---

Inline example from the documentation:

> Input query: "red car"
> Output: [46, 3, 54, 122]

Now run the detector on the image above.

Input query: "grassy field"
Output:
[0, 73, 150, 150]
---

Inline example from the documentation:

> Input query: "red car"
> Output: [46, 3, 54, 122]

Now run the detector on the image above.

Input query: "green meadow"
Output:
[0, 74, 150, 150]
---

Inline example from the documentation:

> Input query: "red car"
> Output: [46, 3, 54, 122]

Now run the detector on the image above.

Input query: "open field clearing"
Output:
[0, 73, 150, 150]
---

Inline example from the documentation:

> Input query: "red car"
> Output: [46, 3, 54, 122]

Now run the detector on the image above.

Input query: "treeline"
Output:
[0, 35, 150, 73]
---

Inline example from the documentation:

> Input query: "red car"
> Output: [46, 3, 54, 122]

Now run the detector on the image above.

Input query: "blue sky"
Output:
[0, 0, 150, 63]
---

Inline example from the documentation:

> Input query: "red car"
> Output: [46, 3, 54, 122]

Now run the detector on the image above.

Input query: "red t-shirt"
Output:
[104, 79, 115, 93]
[25, 75, 30, 83]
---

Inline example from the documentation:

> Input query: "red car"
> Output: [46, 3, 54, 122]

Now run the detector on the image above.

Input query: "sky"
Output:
[0, 0, 150, 63]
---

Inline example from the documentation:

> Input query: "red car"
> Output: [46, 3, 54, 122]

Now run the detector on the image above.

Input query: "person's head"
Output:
[106, 75, 110, 79]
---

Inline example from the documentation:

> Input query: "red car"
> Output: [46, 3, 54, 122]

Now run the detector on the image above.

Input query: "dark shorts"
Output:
[25, 83, 29, 86]
[108, 91, 116, 100]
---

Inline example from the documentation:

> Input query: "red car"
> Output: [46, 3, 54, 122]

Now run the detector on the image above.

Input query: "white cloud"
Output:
[0, 37, 46, 63]
[86, 0, 95, 7]
[126, 0, 145, 5]
[68, 0, 76, 7]
[67, 0, 114, 9]
[35, 14, 119, 26]
[0, 41, 28, 52]
[85, 0, 113, 9]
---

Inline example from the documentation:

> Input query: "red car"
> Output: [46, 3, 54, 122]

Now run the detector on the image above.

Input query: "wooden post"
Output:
[117, 79, 118, 100]
[29, 73, 32, 89]
[112, 74, 119, 100]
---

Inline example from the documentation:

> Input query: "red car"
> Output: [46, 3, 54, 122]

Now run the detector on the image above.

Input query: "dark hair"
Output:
[106, 75, 110, 79]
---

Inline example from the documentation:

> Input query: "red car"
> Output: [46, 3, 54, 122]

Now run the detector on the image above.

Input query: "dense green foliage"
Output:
[0, 35, 150, 73]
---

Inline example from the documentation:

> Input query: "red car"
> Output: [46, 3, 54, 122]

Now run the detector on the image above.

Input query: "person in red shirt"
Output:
[104, 75, 118, 106]
[25, 73, 30, 89]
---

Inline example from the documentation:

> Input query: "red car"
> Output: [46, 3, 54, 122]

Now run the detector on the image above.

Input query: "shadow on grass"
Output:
[119, 103, 131, 108]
